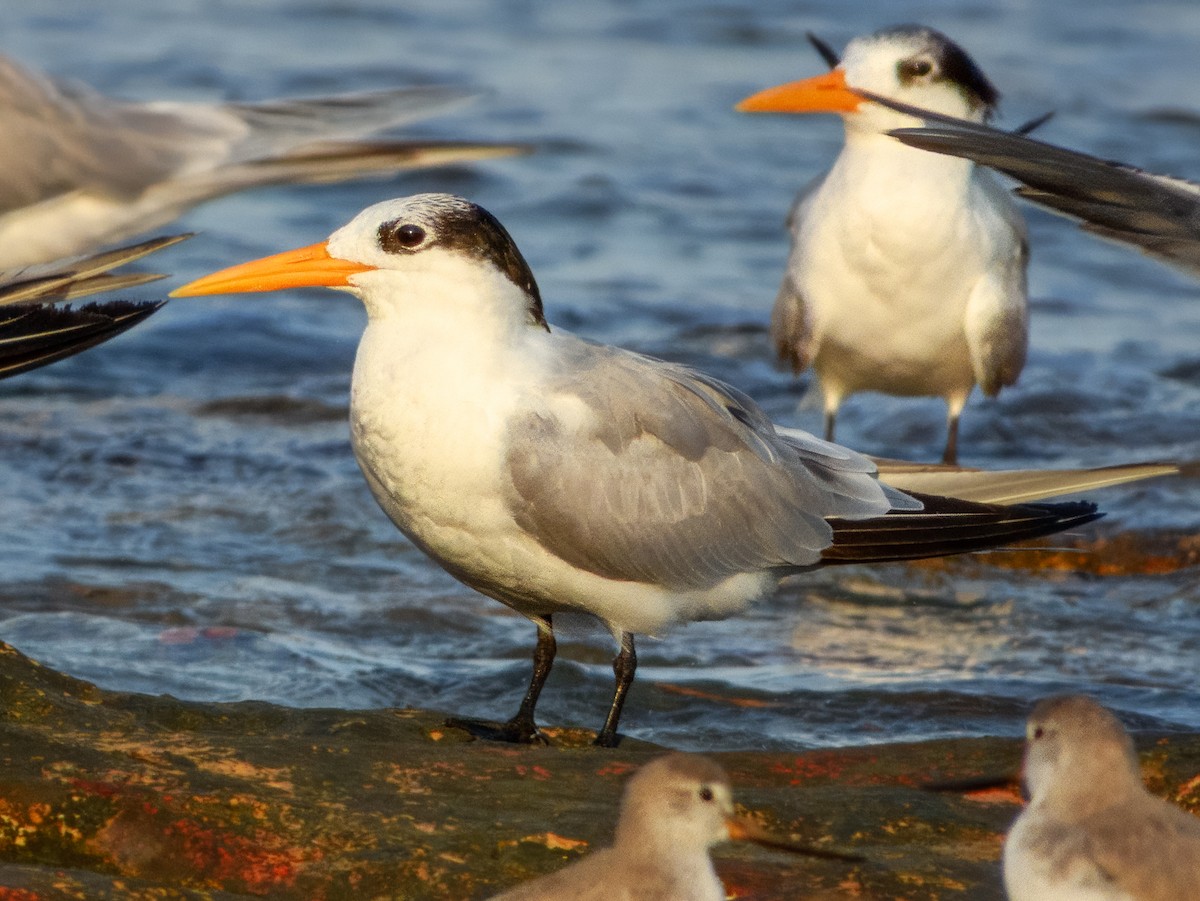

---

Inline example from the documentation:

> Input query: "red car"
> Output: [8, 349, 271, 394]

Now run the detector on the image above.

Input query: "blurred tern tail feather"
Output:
[0, 234, 189, 306]
[0, 233, 189, 378]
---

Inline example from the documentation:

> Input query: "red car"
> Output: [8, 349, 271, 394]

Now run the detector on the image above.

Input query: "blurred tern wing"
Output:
[864, 88, 1200, 275]
[0, 54, 527, 264]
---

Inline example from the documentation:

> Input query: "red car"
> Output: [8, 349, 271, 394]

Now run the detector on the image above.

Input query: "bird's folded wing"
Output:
[504, 343, 899, 590]
[1087, 799, 1200, 900]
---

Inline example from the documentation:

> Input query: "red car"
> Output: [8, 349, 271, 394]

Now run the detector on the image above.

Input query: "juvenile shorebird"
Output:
[174, 193, 1110, 747]
[1005, 694, 1200, 900]
[487, 752, 859, 900]
[739, 25, 1027, 464]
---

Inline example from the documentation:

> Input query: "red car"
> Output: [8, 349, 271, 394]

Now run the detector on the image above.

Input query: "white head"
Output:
[1021, 695, 1142, 814]
[738, 24, 999, 133]
[172, 193, 548, 335]
[613, 753, 737, 855]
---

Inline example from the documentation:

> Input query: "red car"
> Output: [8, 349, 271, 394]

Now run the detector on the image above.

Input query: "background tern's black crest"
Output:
[881, 24, 1000, 117]
[380, 199, 547, 330]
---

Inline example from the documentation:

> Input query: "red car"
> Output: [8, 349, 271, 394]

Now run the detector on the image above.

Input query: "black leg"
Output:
[445, 614, 555, 744]
[595, 632, 636, 748]
[942, 411, 960, 465]
[823, 409, 836, 443]
[501, 614, 556, 743]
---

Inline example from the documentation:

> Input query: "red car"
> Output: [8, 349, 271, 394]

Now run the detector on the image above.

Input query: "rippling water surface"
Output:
[0, 0, 1198, 750]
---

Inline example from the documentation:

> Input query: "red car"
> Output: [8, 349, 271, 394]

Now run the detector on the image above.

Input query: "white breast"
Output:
[795, 138, 1016, 397]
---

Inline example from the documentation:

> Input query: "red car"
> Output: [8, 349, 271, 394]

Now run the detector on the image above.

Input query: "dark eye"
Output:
[1033, 726, 1044, 739]
[900, 57, 934, 79]
[396, 224, 426, 247]
[699, 786, 714, 802]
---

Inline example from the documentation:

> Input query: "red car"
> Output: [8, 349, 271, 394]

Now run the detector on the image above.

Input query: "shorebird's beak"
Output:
[736, 69, 862, 114]
[726, 817, 864, 862]
[171, 242, 374, 296]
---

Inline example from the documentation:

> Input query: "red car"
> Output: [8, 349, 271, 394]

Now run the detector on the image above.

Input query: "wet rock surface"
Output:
[1, 641, 1198, 899]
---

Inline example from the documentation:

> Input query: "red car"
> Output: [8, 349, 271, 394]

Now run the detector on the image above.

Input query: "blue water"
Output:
[0, 0, 1197, 751]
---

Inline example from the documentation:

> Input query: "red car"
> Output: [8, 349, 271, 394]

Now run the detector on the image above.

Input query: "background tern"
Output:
[738, 25, 1028, 464]
[0, 233, 187, 379]
[879, 96, 1200, 277]
[174, 193, 1150, 748]
[1005, 695, 1200, 900]
[0, 54, 525, 268]
[486, 753, 860, 900]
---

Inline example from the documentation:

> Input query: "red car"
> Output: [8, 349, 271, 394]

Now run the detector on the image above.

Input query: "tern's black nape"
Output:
[377, 199, 548, 330]
[878, 24, 1000, 116]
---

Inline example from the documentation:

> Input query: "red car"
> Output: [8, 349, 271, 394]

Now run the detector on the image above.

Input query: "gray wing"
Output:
[963, 169, 1029, 396]
[1091, 796, 1200, 901]
[770, 176, 824, 373]
[870, 90, 1200, 275]
[0, 57, 208, 210]
[770, 271, 815, 373]
[504, 339, 907, 592]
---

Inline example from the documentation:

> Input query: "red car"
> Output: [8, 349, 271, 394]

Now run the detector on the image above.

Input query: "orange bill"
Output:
[170, 242, 374, 297]
[736, 68, 862, 114]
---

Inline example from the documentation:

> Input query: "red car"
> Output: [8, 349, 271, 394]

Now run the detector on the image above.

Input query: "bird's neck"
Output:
[822, 130, 977, 227]
[348, 270, 557, 483]
[839, 126, 975, 189]
[1032, 767, 1139, 820]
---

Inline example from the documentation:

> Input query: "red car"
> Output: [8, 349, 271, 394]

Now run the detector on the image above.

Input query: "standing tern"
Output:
[487, 752, 860, 900]
[0, 233, 187, 379]
[0, 54, 525, 268]
[1005, 695, 1200, 900]
[879, 96, 1200, 276]
[738, 25, 1028, 464]
[174, 193, 1112, 748]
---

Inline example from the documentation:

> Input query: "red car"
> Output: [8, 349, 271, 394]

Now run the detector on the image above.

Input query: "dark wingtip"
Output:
[921, 772, 1018, 793]
[0, 300, 164, 380]
[821, 494, 1102, 565]
[1013, 110, 1055, 136]
[806, 31, 841, 69]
